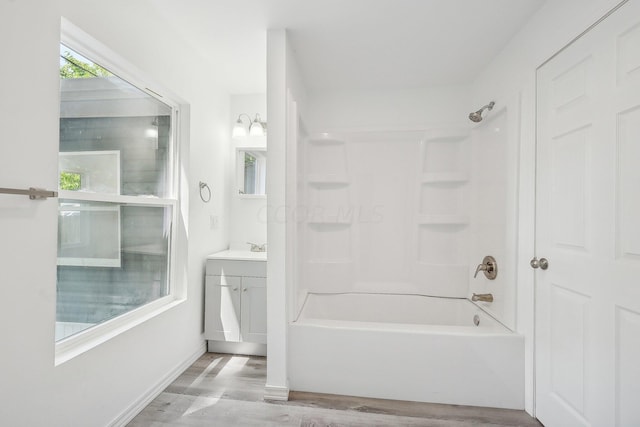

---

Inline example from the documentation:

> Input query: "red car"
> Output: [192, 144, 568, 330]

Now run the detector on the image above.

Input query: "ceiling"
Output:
[148, 0, 545, 94]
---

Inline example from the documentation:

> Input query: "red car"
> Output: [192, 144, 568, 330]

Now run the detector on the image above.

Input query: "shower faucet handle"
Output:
[474, 263, 488, 278]
[473, 256, 498, 280]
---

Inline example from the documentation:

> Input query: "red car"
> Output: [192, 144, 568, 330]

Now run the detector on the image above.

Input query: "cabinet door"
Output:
[204, 275, 241, 342]
[240, 277, 267, 344]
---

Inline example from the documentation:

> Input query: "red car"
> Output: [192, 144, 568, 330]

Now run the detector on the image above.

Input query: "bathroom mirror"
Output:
[237, 148, 267, 196]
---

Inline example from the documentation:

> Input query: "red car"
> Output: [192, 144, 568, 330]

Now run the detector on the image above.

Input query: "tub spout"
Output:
[472, 293, 494, 303]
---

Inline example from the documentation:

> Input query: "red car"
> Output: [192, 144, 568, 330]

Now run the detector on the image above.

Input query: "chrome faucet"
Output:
[247, 242, 267, 252]
[472, 293, 494, 303]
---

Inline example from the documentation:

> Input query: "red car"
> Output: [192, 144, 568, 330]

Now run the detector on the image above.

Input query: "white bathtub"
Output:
[289, 293, 524, 409]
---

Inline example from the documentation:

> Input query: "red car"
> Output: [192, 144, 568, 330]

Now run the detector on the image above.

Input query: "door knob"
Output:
[530, 257, 549, 270]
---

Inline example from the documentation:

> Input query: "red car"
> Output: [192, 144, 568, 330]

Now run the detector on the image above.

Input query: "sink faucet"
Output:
[472, 293, 494, 303]
[247, 242, 267, 252]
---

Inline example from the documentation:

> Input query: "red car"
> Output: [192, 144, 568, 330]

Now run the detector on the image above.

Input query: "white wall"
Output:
[265, 28, 309, 399]
[229, 94, 268, 251]
[265, 29, 288, 399]
[0, 0, 230, 425]
[470, 0, 626, 414]
[307, 86, 470, 133]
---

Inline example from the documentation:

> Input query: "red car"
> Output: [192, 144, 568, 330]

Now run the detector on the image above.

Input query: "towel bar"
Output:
[0, 187, 58, 200]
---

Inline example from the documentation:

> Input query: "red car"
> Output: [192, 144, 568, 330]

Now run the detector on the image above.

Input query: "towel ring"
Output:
[199, 181, 211, 203]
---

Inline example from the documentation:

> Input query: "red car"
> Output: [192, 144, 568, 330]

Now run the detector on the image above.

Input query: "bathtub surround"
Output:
[285, 77, 523, 407]
[469, 101, 520, 330]
[297, 91, 519, 333]
[298, 128, 475, 298]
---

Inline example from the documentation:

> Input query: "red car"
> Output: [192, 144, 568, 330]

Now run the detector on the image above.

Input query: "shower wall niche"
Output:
[304, 134, 354, 293]
[413, 129, 470, 297]
[298, 128, 472, 299]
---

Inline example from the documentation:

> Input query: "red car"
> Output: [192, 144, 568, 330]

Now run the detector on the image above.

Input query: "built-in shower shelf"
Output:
[307, 174, 350, 185]
[423, 128, 469, 143]
[307, 133, 346, 145]
[421, 172, 468, 184]
[417, 215, 469, 225]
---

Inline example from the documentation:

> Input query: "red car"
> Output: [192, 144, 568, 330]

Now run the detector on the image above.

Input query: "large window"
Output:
[56, 39, 179, 343]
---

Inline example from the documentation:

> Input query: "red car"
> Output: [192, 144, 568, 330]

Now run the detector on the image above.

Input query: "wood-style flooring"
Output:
[128, 353, 543, 427]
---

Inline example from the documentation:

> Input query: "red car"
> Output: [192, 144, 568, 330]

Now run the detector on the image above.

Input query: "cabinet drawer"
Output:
[206, 259, 266, 277]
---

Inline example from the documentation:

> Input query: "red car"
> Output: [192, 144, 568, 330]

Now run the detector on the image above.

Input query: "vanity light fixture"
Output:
[232, 113, 267, 138]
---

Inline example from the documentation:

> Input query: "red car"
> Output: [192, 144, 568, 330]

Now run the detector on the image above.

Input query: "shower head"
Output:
[469, 101, 495, 123]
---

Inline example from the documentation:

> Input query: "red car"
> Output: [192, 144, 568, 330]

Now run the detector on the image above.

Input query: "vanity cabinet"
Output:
[204, 251, 267, 355]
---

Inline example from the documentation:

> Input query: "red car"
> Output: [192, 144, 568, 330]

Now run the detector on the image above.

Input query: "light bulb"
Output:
[232, 119, 247, 138]
[249, 121, 264, 137]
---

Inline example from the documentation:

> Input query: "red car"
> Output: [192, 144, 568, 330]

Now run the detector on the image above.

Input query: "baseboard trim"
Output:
[264, 384, 290, 401]
[108, 341, 207, 427]
[207, 340, 267, 356]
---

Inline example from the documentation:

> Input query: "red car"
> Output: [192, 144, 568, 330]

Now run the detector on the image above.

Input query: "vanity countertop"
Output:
[206, 249, 267, 262]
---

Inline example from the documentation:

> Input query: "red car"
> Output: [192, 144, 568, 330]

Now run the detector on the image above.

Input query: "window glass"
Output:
[59, 44, 172, 198]
[56, 44, 176, 341]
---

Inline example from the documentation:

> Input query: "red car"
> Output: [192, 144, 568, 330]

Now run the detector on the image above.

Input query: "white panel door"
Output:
[535, 1, 640, 426]
[240, 276, 267, 344]
[204, 275, 242, 342]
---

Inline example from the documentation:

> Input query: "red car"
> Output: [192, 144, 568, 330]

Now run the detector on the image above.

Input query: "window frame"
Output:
[55, 18, 186, 365]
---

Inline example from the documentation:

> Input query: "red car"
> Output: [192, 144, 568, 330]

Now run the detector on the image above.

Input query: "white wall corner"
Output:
[264, 383, 290, 402]
[107, 342, 206, 427]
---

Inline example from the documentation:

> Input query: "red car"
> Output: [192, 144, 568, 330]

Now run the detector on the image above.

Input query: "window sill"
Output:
[55, 296, 185, 366]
